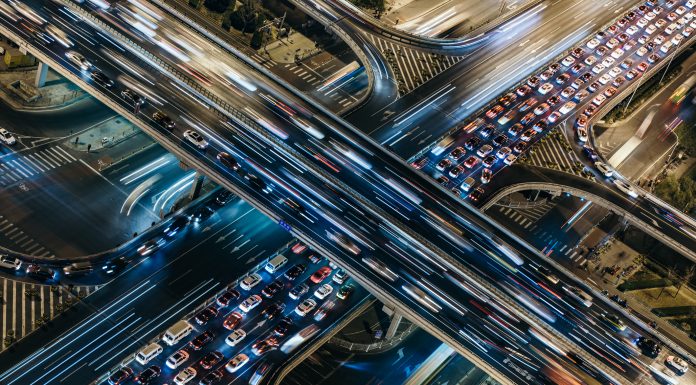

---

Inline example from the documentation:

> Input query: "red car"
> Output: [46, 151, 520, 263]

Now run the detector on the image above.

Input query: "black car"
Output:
[163, 215, 189, 237]
[108, 367, 133, 385]
[216, 289, 240, 307]
[135, 365, 161, 384]
[189, 330, 214, 350]
[245, 173, 269, 193]
[261, 279, 284, 298]
[468, 187, 484, 202]
[152, 112, 175, 131]
[284, 264, 307, 280]
[214, 190, 233, 206]
[199, 351, 224, 370]
[582, 146, 598, 161]
[195, 306, 219, 325]
[200, 369, 224, 385]
[464, 137, 481, 151]
[479, 124, 495, 138]
[91, 71, 114, 88]
[102, 257, 129, 276]
[261, 302, 286, 320]
[26, 264, 55, 282]
[492, 134, 508, 147]
[217, 152, 241, 171]
[191, 206, 215, 222]
[121, 88, 145, 106]
[637, 337, 661, 358]
[274, 316, 293, 336]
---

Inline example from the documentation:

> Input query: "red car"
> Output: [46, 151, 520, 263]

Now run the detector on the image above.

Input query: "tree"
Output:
[204, 0, 231, 13]
[229, 10, 246, 31]
[250, 30, 264, 49]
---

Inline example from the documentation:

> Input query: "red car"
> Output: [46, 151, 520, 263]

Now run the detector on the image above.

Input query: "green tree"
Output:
[250, 30, 264, 49]
[204, 0, 231, 13]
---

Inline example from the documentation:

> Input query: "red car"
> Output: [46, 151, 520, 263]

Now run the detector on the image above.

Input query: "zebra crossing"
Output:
[0, 146, 78, 187]
[369, 35, 465, 93]
[282, 63, 357, 108]
[0, 277, 99, 351]
[250, 53, 276, 69]
[0, 215, 54, 258]
[525, 129, 584, 177]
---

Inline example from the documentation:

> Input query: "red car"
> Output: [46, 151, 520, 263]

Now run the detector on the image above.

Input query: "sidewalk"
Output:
[0, 66, 88, 111]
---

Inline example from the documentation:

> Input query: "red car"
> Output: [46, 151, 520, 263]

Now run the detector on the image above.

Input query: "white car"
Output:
[613, 179, 638, 198]
[314, 284, 333, 300]
[611, 48, 625, 59]
[602, 56, 615, 67]
[645, 11, 656, 21]
[559, 101, 576, 114]
[240, 273, 262, 290]
[584, 55, 598, 65]
[626, 25, 640, 35]
[646, 24, 657, 34]
[0, 255, 21, 270]
[609, 67, 622, 77]
[173, 367, 197, 385]
[561, 56, 575, 66]
[637, 17, 649, 27]
[225, 329, 247, 347]
[239, 294, 262, 313]
[683, 26, 694, 36]
[167, 350, 190, 370]
[504, 154, 517, 165]
[672, 34, 684, 45]
[225, 353, 249, 373]
[586, 38, 601, 49]
[183, 130, 208, 150]
[677, 5, 687, 15]
[592, 64, 606, 74]
[595, 161, 613, 177]
[477, 144, 494, 157]
[65, 51, 91, 70]
[0, 129, 16, 145]
[295, 298, 317, 316]
[637, 46, 649, 56]
[593, 94, 607, 106]
[538, 82, 554, 94]
[496, 147, 511, 159]
[665, 355, 689, 374]
[661, 42, 673, 53]
[598, 74, 612, 85]
[665, 23, 678, 34]
[577, 127, 588, 142]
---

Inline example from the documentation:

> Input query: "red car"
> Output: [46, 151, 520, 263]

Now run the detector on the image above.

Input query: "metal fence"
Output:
[328, 323, 417, 353]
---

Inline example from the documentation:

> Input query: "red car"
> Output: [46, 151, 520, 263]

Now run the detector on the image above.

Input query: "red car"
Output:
[108, 367, 133, 385]
[463, 156, 480, 169]
[291, 243, 307, 254]
[200, 351, 224, 370]
[310, 266, 332, 284]
[223, 312, 243, 330]
[216, 289, 240, 307]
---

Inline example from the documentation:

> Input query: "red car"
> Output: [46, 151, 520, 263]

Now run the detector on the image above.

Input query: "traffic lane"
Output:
[361, 0, 643, 151]
[0, 198, 292, 383]
[119, 248, 367, 385]
[10, 1, 656, 378]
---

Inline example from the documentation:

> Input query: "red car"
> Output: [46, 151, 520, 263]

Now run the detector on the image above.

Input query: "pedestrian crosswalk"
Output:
[250, 53, 276, 69]
[0, 215, 54, 258]
[369, 35, 465, 94]
[0, 277, 99, 351]
[0, 146, 78, 187]
[282, 62, 358, 108]
[525, 129, 584, 177]
[496, 200, 556, 230]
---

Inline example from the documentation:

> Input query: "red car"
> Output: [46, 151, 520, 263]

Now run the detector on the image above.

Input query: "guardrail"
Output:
[328, 322, 417, 353]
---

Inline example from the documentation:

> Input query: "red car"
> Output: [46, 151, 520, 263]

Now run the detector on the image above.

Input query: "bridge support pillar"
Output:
[34, 61, 48, 88]
[189, 171, 205, 200]
[385, 311, 404, 339]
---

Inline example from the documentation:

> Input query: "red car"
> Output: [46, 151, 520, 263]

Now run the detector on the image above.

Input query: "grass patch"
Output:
[618, 278, 672, 292]
[653, 306, 696, 317]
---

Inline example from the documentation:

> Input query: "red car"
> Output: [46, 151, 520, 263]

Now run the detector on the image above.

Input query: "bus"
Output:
[670, 73, 696, 104]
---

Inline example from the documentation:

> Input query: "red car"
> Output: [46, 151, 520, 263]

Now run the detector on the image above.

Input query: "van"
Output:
[460, 177, 475, 192]
[135, 342, 163, 365]
[62, 262, 93, 276]
[162, 320, 193, 346]
[264, 255, 288, 274]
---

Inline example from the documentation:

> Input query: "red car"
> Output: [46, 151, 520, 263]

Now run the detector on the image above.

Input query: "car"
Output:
[480, 124, 496, 137]
[135, 365, 162, 384]
[504, 154, 518, 165]
[137, 238, 163, 256]
[225, 353, 249, 373]
[645, 11, 656, 21]
[0, 127, 16, 146]
[497, 110, 516, 126]
[574, 90, 590, 102]
[603, 314, 626, 331]
[527, 76, 541, 87]
[188, 206, 214, 223]
[637, 337, 662, 358]
[65, 50, 92, 70]
[436, 159, 454, 173]
[521, 128, 537, 142]
[611, 48, 625, 59]
[90, 71, 114, 88]
[638, 34, 650, 44]
[295, 298, 317, 316]
[468, 187, 484, 202]
[163, 215, 189, 237]
[314, 283, 334, 299]
[534, 103, 550, 115]
[199, 369, 224, 385]
[183, 130, 208, 150]
[672, 34, 684, 45]
[463, 156, 480, 169]
[654, 34, 666, 45]
[594, 161, 613, 177]
[189, 330, 214, 351]
[560, 87, 575, 99]
[547, 95, 561, 106]
[602, 56, 615, 67]
[539, 69, 554, 80]
[199, 351, 224, 370]
[592, 63, 606, 74]
[496, 147, 512, 159]
[637, 61, 649, 71]
[584, 104, 598, 116]
[587, 81, 600, 93]
[665, 356, 689, 375]
[108, 367, 134, 385]
[216, 289, 240, 307]
[314, 300, 335, 321]
[239, 294, 263, 313]
[261, 302, 286, 320]
[480, 168, 492, 184]
[571, 47, 585, 58]
[516, 84, 532, 96]
[215, 152, 241, 171]
[498, 92, 518, 106]
[222, 311, 243, 330]
[447, 165, 463, 179]
[284, 264, 307, 280]
[596, 30, 607, 40]
[612, 75, 626, 87]
[583, 146, 599, 160]
[194, 306, 219, 326]
[225, 329, 247, 347]
[536, 266, 560, 284]
[288, 283, 311, 303]
[532, 120, 548, 132]
[577, 127, 588, 142]
[555, 73, 570, 84]
[547, 112, 562, 123]
[519, 97, 538, 111]
[520, 112, 536, 126]
[593, 94, 607, 106]
[508, 123, 524, 136]
[333, 269, 348, 284]
[102, 257, 128, 276]
[637, 17, 649, 27]
[261, 279, 284, 298]
[0, 255, 22, 271]
[558, 101, 576, 115]
[586, 38, 601, 49]
[336, 283, 355, 300]
[677, 5, 687, 15]
[240, 273, 262, 290]
[485, 105, 504, 119]
[310, 266, 332, 283]
[492, 134, 508, 147]
[604, 87, 618, 98]
[627, 25, 640, 35]
[570, 78, 584, 90]
[538, 83, 554, 94]
[476, 144, 493, 157]
[214, 190, 233, 206]
[584, 55, 597, 65]
[561, 56, 575, 66]
[271, 316, 294, 336]
[617, 17, 628, 27]
[26, 264, 55, 282]
[308, 253, 322, 264]
[606, 37, 619, 49]
[448, 146, 466, 161]
[683, 26, 694, 36]
[575, 116, 588, 129]
[598, 74, 612, 85]
[646, 24, 657, 34]
[251, 337, 278, 356]
[636, 46, 648, 57]
[613, 179, 639, 198]
[121, 88, 145, 106]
